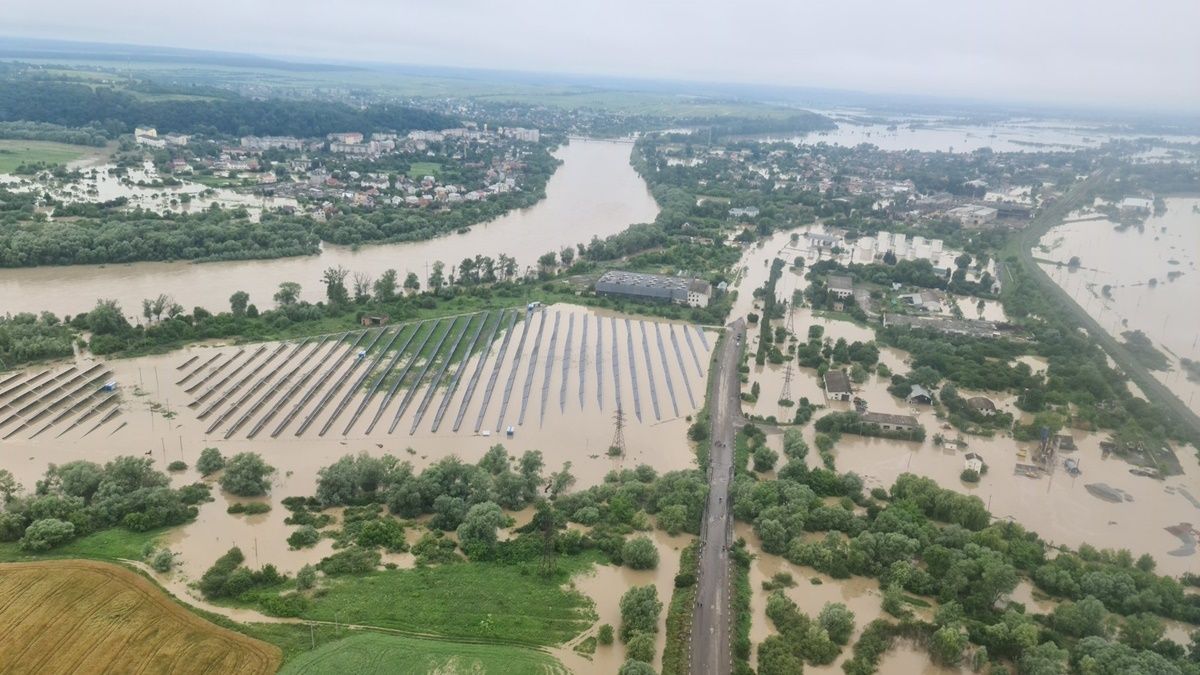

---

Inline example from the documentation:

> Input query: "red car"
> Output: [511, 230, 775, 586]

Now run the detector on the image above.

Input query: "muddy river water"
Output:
[0, 138, 659, 318]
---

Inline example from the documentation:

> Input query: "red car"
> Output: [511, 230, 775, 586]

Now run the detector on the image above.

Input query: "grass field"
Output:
[0, 139, 107, 172]
[0, 560, 280, 674]
[407, 161, 442, 178]
[0, 526, 164, 563]
[279, 631, 568, 675]
[299, 563, 595, 647]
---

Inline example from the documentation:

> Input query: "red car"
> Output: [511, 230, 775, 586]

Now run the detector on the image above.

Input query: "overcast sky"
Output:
[7, 1, 1200, 111]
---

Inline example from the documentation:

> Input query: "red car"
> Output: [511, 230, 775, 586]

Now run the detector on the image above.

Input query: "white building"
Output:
[947, 205, 999, 227]
[964, 452, 984, 473]
[1119, 197, 1153, 214]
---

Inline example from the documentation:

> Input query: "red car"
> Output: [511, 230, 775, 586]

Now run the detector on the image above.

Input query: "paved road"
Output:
[690, 319, 744, 675]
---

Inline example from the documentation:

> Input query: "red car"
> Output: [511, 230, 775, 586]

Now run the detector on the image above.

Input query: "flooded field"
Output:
[0, 304, 714, 574]
[0, 161, 299, 221]
[0, 138, 659, 317]
[1039, 197, 1200, 415]
[556, 530, 693, 673]
[767, 115, 1200, 154]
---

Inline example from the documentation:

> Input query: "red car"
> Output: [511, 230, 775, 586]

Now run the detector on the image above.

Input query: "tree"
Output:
[322, 266, 350, 306]
[403, 272, 421, 293]
[1051, 595, 1108, 638]
[196, 447, 225, 476]
[219, 452, 274, 496]
[818, 602, 855, 645]
[929, 625, 967, 666]
[373, 269, 398, 303]
[617, 660, 655, 675]
[598, 624, 614, 645]
[753, 445, 779, 472]
[288, 525, 321, 549]
[560, 247, 575, 266]
[151, 548, 175, 572]
[758, 635, 803, 675]
[19, 518, 75, 551]
[537, 251, 557, 276]
[87, 299, 128, 335]
[274, 281, 301, 307]
[456, 501, 506, 558]
[428, 261, 446, 292]
[1118, 612, 1164, 651]
[1018, 641, 1069, 675]
[352, 272, 373, 304]
[0, 469, 20, 503]
[622, 536, 660, 570]
[619, 585, 662, 642]
[296, 564, 317, 590]
[626, 632, 655, 662]
[229, 291, 250, 317]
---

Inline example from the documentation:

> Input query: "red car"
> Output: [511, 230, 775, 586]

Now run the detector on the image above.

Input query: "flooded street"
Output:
[1039, 197, 1200, 415]
[0, 138, 659, 317]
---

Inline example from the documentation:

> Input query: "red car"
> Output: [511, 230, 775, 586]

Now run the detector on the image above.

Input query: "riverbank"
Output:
[0, 138, 659, 317]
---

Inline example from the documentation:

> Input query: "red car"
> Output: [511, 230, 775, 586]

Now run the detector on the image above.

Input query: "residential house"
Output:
[963, 452, 984, 473]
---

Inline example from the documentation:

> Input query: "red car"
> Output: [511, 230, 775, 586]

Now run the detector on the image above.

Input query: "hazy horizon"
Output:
[5, 1, 1200, 113]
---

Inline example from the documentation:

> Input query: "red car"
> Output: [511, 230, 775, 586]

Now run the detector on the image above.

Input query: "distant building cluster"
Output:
[595, 271, 712, 308]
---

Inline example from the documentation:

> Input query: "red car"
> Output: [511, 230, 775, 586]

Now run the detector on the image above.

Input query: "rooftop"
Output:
[861, 411, 920, 427]
[827, 275, 854, 292]
[824, 369, 852, 394]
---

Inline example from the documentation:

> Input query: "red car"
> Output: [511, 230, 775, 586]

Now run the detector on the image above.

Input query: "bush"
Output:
[296, 564, 318, 590]
[960, 469, 980, 483]
[151, 548, 175, 573]
[288, 525, 321, 549]
[622, 536, 660, 570]
[626, 632, 656, 663]
[228, 502, 271, 515]
[618, 660, 655, 675]
[19, 518, 75, 551]
[318, 546, 380, 575]
[219, 452, 275, 496]
[196, 447, 225, 476]
[598, 624, 614, 645]
[167, 461, 188, 472]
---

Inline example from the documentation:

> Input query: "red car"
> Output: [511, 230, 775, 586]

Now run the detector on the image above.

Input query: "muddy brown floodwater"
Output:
[0, 138, 659, 317]
[0, 304, 714, 586]
[1039, 197, 1200, 416]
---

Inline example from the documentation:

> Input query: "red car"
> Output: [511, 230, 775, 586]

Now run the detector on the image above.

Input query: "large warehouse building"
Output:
[595, 271, 711, 307]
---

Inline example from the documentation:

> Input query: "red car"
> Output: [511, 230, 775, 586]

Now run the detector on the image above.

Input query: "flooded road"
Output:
[1039, 197, 1200, 415]
[0, 138, 659, 317]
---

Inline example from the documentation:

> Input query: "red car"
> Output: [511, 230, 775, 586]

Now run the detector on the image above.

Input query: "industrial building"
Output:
[595, 271, 711, 307]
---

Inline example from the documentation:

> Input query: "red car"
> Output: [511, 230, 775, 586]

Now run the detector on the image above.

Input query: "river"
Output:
[1038, 197, 1200, 415]
[0, 138, 659, 318]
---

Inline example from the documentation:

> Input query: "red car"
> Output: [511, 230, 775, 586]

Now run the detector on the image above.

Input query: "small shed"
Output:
[361, 315, 389, 327]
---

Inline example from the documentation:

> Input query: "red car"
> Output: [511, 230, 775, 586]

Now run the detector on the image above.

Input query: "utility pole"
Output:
[609, 407, 626, 458]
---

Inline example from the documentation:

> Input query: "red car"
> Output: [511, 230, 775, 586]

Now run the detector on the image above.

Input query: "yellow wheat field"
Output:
[0, 559, 280, 675]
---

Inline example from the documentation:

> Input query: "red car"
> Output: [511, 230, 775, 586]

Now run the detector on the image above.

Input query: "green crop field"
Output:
[0, 139, 103, 172]
[299, 563, 594, 647]
[279, 632, 568, 675]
